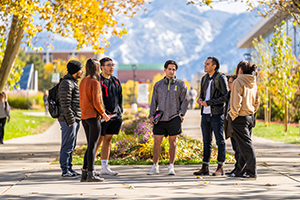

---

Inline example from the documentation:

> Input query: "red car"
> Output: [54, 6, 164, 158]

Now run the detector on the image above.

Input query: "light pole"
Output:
[131, 64, 137, 111]
[243, 53, 252, 61]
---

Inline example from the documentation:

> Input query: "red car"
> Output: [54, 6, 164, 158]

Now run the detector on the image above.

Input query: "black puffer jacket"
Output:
[58, 73, 81, 125]
[199, 71, 229, 115]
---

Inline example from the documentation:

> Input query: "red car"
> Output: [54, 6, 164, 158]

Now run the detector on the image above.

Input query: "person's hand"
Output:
[7, 117, 10, 123]
[103, 113, 110, 122]
[69, 123, 73, 127]
[197, 98, 203, 105]
[149, 117, 154, 125]
[179, 115, 183, 121]
[202, 101, 208, 107]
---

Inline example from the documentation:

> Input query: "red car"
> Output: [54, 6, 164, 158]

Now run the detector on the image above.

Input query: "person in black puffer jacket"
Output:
[58, 60, 83, 179]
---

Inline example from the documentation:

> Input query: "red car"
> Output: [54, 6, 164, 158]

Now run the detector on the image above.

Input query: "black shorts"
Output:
[153, 116, 182, 136]
[101, 116, 122, 136]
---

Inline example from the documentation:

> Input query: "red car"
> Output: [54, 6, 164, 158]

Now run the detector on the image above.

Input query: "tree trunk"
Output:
[284, 98, 288, 132]
[0, 15, 24, 92]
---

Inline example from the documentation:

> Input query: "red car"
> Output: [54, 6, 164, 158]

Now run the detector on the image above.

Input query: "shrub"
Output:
[7, 92, 44, 109]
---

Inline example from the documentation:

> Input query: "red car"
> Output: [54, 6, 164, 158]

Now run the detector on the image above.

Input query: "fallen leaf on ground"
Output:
[236, 183, 240, 185]
[266, 183, 277, 186]
[128, 185, 135, 189]
[121, 183, 126, 185]
[261, 162, 269, 166]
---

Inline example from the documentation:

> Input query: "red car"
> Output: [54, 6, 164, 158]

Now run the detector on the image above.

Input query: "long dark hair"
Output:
[85, 58, 101, 81]
[237, 60, 257, 76]
[85, 58, 104, 107]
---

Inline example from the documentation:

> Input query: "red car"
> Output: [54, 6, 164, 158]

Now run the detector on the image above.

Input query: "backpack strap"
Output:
[213, 72, 224, 91]
[201, 74, 209, 90]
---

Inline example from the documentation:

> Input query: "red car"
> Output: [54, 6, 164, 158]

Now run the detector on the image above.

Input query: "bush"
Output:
[7, 92, 44, 109]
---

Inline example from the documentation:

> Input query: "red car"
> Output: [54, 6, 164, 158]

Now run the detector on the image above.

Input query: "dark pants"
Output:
[0, 117, 6, 141]
[82, 118, 101, 171]
[59, 121, 80, 174]
[201, 114, 226, 164]
[230, 136, 244, 172]
[232, 115, 256, 177]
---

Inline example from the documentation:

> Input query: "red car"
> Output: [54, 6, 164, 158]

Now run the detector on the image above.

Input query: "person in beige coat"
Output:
[228, 60, 259, 180]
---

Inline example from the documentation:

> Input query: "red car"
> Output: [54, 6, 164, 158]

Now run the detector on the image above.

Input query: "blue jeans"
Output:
[201, 114, 225, 165]
[59, 121, 80, 174]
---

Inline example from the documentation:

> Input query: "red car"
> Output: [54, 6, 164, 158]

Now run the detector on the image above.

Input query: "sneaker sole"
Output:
[100, 173, 118, 176]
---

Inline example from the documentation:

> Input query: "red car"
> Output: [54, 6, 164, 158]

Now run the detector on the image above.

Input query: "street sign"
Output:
[51, 73, 60, 83]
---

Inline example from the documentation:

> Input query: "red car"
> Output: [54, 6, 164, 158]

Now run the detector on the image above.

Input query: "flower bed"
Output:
[72, 109, 234, 165]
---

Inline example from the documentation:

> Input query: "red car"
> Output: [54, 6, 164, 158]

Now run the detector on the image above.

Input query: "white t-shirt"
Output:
[203, 79, 212, 114]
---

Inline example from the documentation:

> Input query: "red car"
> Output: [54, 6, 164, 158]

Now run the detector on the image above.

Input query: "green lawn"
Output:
[3, 110, 55, 140]
[252, 121, 300, 145]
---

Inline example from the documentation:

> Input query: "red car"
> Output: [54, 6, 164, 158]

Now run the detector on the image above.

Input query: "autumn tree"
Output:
[188, 0, 300, 24]
[252, 36, 272, 126]
[0, 0, 145, 91]
[270, 21, 299, 132]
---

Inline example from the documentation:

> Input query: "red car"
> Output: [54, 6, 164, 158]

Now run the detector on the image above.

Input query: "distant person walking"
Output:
[188, 87, 198, 109]
[43, 90, 49, 115]
[94, 57, 123, 176]
[147, 60, 188, 176]
[228, 60, 259, 180]
[0, 92, 10, 144]
[194, 56, 228, 176]
[58, 60, 83, 178]
[79, 58, 110, 182]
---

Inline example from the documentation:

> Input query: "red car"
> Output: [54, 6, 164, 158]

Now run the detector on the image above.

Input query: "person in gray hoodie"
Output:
[147, 60, 188, 176]
[0, 92, 10, 144]
[228, 60, 259, 180]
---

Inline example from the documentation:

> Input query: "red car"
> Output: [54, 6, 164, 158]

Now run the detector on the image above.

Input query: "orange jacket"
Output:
[79, 77, 105, 120]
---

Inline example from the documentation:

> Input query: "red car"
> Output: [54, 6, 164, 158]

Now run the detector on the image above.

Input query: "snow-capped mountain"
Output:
[27, 0, 261, 80]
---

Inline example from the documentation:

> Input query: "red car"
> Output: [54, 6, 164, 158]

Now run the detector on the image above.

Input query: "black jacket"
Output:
[200, 71, 229, 115]
[100, 74, 123, 116]
[58, 73, 81, 125]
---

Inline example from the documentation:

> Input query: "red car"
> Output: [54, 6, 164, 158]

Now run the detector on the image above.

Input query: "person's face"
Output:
[228, 77, 234, 91]
[164, 64, 177, 79]
[204, 59, 216, 74]
[101, 60, 115, 76]
[74, 69, 83, 79]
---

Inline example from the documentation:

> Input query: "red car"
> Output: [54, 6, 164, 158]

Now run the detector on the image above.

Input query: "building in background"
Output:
[15, 64, 38, 92]
[26, 50, 99, 63]
[117, 63, 164, 83]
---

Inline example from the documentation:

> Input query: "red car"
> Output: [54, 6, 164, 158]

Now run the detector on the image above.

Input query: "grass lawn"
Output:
[4, 110, 55, 140]
[252, 121, 300, 145]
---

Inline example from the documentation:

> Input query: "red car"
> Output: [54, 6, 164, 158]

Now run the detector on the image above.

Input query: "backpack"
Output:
[201, 72, 224, 91]
[48, 79, 62, 118]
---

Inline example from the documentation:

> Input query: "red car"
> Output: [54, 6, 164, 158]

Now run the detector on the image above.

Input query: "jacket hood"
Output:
[237, 74, 256, 89]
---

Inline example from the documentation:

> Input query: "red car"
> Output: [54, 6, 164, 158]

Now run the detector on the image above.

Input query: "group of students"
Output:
[56, 55, 259, 181]
[57, 57, 123, 182]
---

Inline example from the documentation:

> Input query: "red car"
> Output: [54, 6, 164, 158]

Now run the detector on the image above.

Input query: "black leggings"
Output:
[0, 117, 6, 140]
[82, 118, 101, 171]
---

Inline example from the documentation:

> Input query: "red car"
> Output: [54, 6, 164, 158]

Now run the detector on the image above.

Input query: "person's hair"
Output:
[207, 56, 220, 71]
[228, 75, 237, 81]
[86, 58, 101, 81]
[0, 92, 4, 100]
[99, 57, 113, 67]
[237, 60, 257, 75]
[164, 60, 178, 70]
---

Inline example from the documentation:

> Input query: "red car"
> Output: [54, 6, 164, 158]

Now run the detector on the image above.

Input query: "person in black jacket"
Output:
[95, 57, 123, 176]
[58, 60, 83, 178]
[194, 56, 229, 176]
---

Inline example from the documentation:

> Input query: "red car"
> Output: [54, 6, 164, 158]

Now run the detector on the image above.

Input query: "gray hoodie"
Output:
[149, 78, 188, 121]
[0, 101, 10, 119]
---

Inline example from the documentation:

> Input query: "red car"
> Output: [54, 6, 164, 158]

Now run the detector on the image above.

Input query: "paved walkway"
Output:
[0, 110, 299, 199]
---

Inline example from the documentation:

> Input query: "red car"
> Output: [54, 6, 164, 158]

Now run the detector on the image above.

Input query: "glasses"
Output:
[104, 63, 115, 67]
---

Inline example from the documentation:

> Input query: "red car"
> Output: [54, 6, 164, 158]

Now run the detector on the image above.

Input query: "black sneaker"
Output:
[62, 171, 80, 179]
[70, 170, 81, 177]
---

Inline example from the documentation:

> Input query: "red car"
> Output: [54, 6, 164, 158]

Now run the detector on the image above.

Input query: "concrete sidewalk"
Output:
[0, 110, 300, 199]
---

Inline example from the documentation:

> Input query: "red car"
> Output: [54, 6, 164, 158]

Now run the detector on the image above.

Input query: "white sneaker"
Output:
[100, 166, 118, 176]
[147, 165, 159, 175]
[168, 166, 176, 175]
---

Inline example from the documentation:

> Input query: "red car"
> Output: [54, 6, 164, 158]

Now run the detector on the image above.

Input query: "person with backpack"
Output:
[94, 57, 123, 176]
[79, 58, 110, 182]
[193, 56, 229, 176]
[58, 60, 83, 178]
[0, 92, 10, 144]
[228, 61, 259, 180]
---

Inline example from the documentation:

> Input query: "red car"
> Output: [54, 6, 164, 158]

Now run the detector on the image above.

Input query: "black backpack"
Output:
[48, 79, 62, 118]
